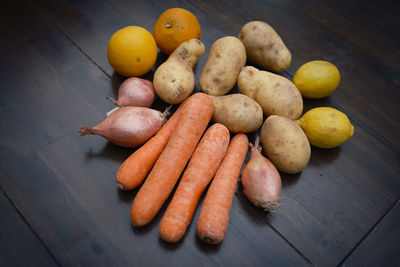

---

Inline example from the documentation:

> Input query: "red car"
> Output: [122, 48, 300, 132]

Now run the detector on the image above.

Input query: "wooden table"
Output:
[1, 1, 399, 266]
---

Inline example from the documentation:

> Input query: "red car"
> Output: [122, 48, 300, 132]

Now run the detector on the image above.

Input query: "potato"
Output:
[200, 36, 246, 96]
[238, 66, 303, 120]
[209, 94, 263, 133]
[260, 115, 310, 174]
[154, 39, 205, 104]
[238, 21, 291, 72]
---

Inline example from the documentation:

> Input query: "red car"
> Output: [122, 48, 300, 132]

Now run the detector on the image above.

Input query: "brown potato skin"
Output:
[238, 66, 303, 120]
[154, 39, 205, 104]
[200, 36, 246, 96]
[209, 94, 263, 133]
[239, 21, 291, 72]
[260, 115, 310, 174]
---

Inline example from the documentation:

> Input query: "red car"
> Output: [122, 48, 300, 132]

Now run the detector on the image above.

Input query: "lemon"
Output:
[295, 107, 354, 148]
[293, 60, 340, 98]
[107, 26, 158, 77]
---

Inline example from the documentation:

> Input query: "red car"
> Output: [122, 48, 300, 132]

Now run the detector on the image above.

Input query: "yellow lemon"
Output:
[293, 60, 340, 98]
[295, 107, 354, 148]
[107, 26, 157, 77]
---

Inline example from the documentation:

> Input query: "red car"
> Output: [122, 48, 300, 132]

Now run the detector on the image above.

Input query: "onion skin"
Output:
[241, 137, 281, 211]
[108, 77, 155, 107]
[78, 106, 165, 147]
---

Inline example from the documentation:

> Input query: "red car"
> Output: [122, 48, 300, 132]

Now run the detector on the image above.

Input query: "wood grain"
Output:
[186, 0, 400, 150]
[0, 135, 311, 266]
[343, 200, 400, 266]
[0, 0, 399, 266]
[32, 0, 400, 149]
[237, 124, 400, 265]
[0, 1, 309, 266]
[0, 189, 58, 267]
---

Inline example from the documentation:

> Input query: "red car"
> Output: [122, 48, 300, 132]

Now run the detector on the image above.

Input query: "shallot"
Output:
[106, 77, 155, 107]
[78, 106, 166, 148]
[241, 136, 282, 211]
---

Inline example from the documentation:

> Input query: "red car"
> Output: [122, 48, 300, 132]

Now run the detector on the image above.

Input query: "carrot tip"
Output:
[202, 236, 219, 245]
[116, 182, 125, 190]
[131, 219, 145, 227]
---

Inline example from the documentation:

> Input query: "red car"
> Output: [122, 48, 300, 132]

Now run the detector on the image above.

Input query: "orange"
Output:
[153, 8, 201, 55]
[107, 26, 157, 77]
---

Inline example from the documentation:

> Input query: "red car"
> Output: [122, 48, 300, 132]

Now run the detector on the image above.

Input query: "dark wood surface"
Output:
[1, 0, 399, 266]
[0, 189, 57, 267]
[344, 200, 400, 266]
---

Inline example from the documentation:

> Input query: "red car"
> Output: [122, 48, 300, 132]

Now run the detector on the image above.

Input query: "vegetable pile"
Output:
[79, 7, 355, 244]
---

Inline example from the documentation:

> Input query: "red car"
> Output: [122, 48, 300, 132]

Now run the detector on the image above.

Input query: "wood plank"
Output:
[0, 189, 58, 267]
[0, 136, 311, 266]
[0, 148, 130, 266]
[195, 0, 400, 147]
[344, 200, 400, 266]
[0, 2, 310, 266]
[0, 4, 113, 156]
[28, 0, 400, 265]
[237, 124, 399, 265]
[31, 0, 400, 150]
[2, 0, 400, 265]
[299, 0, 400, 149]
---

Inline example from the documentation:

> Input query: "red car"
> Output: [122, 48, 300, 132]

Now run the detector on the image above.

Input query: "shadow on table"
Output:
[85, 142, 135, 164]
[130, 215, 159, 236]
[308, 146, 342, 167]
[116, 187, 137, 204]
[281, 172, 302, 187]
[194, 235, 222, 253]
[158, 236, 185, 251]
[109, 50, 169, 87]
[235, 181, 279, 224]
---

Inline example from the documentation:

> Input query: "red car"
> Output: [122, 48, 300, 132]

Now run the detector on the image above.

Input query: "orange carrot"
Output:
[196, 133, 249, 244]
[158, 123, 230, 242]
[116, 102, 186, 190]
[131, 93, 213, 226]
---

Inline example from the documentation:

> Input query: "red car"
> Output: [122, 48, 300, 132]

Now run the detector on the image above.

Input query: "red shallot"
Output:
[78, 106, 166, 148]
[241, 136, 282, 211]
[106, 77, 155, 107]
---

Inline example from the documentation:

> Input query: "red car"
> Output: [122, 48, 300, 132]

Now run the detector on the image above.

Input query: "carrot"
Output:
[158, 123, 230, 242]
[196, 133, 249, 244]
[131, 93, 214, 226]
[116, 102, 186, 190]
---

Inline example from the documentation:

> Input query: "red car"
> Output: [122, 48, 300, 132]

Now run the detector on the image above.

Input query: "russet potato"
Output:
[238, 66, 303, 120]
[260, 115, 311, 174]
[200, 36, 246, 96]
[209, 94, 263, 133]
[153, 39, 205, 104]
[239, 21, 291, 72]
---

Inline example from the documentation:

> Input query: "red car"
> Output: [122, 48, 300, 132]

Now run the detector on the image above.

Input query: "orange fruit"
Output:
[107, 26, 157, 77]
[153, 8, 201, 55]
